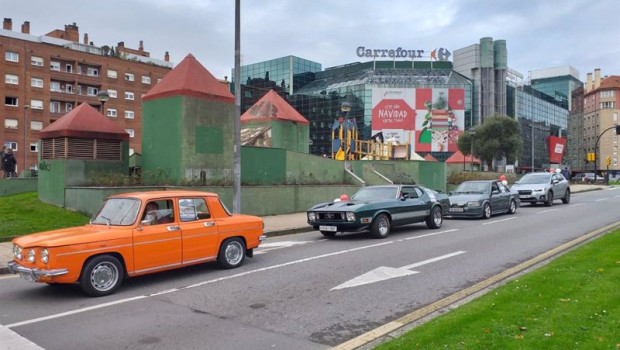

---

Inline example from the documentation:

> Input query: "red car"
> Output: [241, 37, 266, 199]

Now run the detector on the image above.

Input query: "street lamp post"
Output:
[96, 90, 110, 115]
[23, 104, 29, 176]
[340, 101, 352, 163]
[594, 125, 620, 179]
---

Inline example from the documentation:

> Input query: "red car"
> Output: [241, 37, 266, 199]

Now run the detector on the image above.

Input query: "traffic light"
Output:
[606, 156, 611, 166]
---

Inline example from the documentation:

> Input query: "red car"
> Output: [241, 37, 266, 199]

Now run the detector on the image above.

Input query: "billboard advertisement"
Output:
[547, 136, 567, 164]
[371, 87, 465, 153]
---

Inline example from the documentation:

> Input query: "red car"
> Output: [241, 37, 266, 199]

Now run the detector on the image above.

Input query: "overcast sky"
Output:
[2, 0, 619, 82]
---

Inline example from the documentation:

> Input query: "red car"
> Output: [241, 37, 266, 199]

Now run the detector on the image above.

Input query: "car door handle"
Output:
[167, 226, 180, 231]
[204, 222, 216, 227]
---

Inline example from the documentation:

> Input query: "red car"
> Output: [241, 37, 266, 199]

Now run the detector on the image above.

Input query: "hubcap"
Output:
[485, 205, 491, 217]
[378, 217, 389, 235]
[225, 241, 244, 265]
[433, 209, 442, 226]
[90, 262, 118, 292]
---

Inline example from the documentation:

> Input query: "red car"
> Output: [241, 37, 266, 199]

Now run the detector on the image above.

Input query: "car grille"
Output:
[518, 190, 532, 195]
[317, 212, 346, 222]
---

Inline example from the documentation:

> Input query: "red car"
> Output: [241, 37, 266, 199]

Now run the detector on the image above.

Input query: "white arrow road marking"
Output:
[569, 203, 585, 207]
[482, 217, 518, 225]
[537, 208, 559, 214]
[331, 251, 466, 291]
[595, 198, 609, 202]
[254, 241, 315, 255]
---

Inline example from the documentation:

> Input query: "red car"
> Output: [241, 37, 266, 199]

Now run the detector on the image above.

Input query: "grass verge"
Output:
[375, 229, 620, 350]
[0, 192, 90, 241]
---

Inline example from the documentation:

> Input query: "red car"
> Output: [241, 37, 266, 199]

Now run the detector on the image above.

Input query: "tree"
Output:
[457, 115, 522, 170]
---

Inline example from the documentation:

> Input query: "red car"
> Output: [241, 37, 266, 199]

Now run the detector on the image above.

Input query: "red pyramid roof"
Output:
[39, 103, 129, 140]
[423, 153, 439, 162]
[143, 54, 234, 103]
[445, 150, 481, 164]
[241, 90, 309, 125]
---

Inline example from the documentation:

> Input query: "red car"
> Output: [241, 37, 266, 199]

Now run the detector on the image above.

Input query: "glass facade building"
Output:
[530, 66, 583, 110]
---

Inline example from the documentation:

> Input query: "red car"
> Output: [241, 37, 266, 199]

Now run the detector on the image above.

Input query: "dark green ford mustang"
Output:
[306, 185, 449, 239]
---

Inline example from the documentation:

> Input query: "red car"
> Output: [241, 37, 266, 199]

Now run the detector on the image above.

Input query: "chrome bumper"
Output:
[7, 261, 68, 281]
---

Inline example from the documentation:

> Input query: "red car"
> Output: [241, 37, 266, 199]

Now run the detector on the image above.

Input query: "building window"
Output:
[600, 101, 615, 109]
[31, 78, 44, 88]
[50, 81, 61, 92]
[50, 101, 61, 113]
[125, 129, 135, 138]
[5, 51, 18, 62]
[107, 108, 118, 117]
[129, 148, 135, 156]
[4, 119, 18, 129]
[125, 73, 134, 82]
[30, 143, 39, 152]
[86, 67, 98, 77]
[141, 76, 151, 84]
[30, 121, 43, 130]
[66, 103, 73, 112]
[125, 91, 134, 100]
[108, 89, 117, 98]
[86, 86, 99, 96]
[107, 69, 117, 79]
[66, 84, 74, 94]
[5, 74, 18, 84]
[50, 61, 60, 71]
[600, 90, 615, 98]
[125, 110, 135, 119]
[4, 141, 18, 151]
[31, 99, 44, 110]
[5, 96, 18, 106]
[31, 56, 43, 66]
[66, 64, 73, 73]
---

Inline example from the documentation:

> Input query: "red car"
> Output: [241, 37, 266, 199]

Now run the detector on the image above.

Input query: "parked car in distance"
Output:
[581, 172, 604, 183]
[448, 180, 519, 219]
[511, 172, 570, 206]
[8, 190, 266, 297]
[307, 185, 449, 239]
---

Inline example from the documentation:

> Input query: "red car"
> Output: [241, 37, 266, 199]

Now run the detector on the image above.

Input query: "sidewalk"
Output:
[0, 184, 609, 274]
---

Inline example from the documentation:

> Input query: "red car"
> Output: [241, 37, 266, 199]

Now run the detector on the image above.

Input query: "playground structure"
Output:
[331, 117, 411, 161]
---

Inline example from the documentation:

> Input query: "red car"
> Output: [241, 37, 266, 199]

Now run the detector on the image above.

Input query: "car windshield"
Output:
[519, 174, 550, 184]
[453, 182, 489, 194]
[92, 198, 141, 226]
[351, 187, 398, 200]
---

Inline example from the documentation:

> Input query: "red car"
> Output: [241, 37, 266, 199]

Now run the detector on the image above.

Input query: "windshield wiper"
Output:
[101, 215, 111, 227]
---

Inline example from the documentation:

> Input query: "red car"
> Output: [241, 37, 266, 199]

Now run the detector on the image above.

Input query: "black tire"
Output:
[545, 191, 554, 206]
[481, 203, 491, 219]
[507, 199, 517, 214]
[426, 206, 443, 229]
[320, 231, 337, 238]
[217, 237, 246, 269]
[79, 255, 124, 297]
[562, 189, 570, 204]
[370, 214, 390, 238]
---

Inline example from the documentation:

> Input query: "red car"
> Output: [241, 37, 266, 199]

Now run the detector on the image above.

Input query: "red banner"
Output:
[371, 99, 415, 130]
[548, 136, 566, 163]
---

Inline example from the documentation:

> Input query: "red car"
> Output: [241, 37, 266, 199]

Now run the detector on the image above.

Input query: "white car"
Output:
[511, 172, 570, 206]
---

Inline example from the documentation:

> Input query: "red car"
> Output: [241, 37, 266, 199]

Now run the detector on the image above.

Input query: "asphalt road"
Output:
[1, 187, 619, 350]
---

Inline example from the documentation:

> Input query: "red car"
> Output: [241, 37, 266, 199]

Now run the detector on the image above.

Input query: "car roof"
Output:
[109, 190, 219, 201]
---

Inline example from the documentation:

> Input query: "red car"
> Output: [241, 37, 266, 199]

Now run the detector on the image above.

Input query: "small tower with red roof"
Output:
[141, 54, 235, 185]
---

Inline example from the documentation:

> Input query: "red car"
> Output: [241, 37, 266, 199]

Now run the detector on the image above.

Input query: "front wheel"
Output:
[545, 191, 554, 206]
[79, 255, 124, 297]
[562, 189, 570, 204]
[370, 214, 391, 238]
[507, 199, 517, 214]
[426, 206, 443, 229]
[217, 237, 246, 269]
[481, 203, 491, 219]
[320, 231, 337, 238]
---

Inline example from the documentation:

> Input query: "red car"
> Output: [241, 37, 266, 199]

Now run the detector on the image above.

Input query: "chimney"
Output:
[64, 22, 79, 42]
[83, 33, 88, 45]
[594, 68, 601, 89]
[585, 72, 592, 92]
[3, 18, 12, 30]
[139, 40, 144, 53]
[21, 21, 30, 34]
[165, 51, 170, 62]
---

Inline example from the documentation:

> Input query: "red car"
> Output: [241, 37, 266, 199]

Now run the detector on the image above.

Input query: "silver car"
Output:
[511, 172, 570, 206]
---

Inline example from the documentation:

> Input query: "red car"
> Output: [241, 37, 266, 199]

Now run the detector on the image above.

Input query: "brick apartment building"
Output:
[1, 18, 173, 174]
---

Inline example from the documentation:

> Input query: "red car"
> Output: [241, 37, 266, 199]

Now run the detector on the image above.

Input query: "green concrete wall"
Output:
[284, 150, 346, 184]
[349, 160, 447, 192]
[0, 178, 37, 196]
[243, 120, 309, 154]
[142, 96, 235, 185]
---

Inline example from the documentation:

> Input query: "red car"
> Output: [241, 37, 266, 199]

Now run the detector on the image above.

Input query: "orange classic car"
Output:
[8, 190, 266, 297]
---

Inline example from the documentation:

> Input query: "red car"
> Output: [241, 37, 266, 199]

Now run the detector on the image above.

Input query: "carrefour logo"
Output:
[356, 46, 451, 61]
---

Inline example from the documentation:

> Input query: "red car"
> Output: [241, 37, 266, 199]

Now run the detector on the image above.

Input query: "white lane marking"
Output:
[537, 209, 559, 214]
[482, 217, 518, 225]
[254, 240, 315, 255]
[569, 203, 585, 207]
[0, 274, 18, 280]
[403, 228, 459, 240]
[595, 198, 609, 202]
[331, 251, 466, 290]
[6, 229, 459, 328]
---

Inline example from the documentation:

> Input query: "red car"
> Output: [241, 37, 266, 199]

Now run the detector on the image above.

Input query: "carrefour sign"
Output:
[356, 46, 451, 61]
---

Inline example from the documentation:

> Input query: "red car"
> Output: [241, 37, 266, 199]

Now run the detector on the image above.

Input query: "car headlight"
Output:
[28, 249, 36, 263]
[532, 188, 544, 192]
[467, 201, 481, 207]
[13, 245, 22, 260]
[41, 248, 49, 264]
[307, 212, 316, 221]
[346, 212, 356, 222]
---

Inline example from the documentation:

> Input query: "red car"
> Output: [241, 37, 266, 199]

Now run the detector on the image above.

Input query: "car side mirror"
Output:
[492, 190, 500, 195]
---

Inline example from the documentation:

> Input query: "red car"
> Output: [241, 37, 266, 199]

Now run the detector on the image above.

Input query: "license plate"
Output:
[319, 225, 337, 232]
[449, 208, 464, 213]
[18, 271, 35, 282]
[519, 195, 530, 199]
